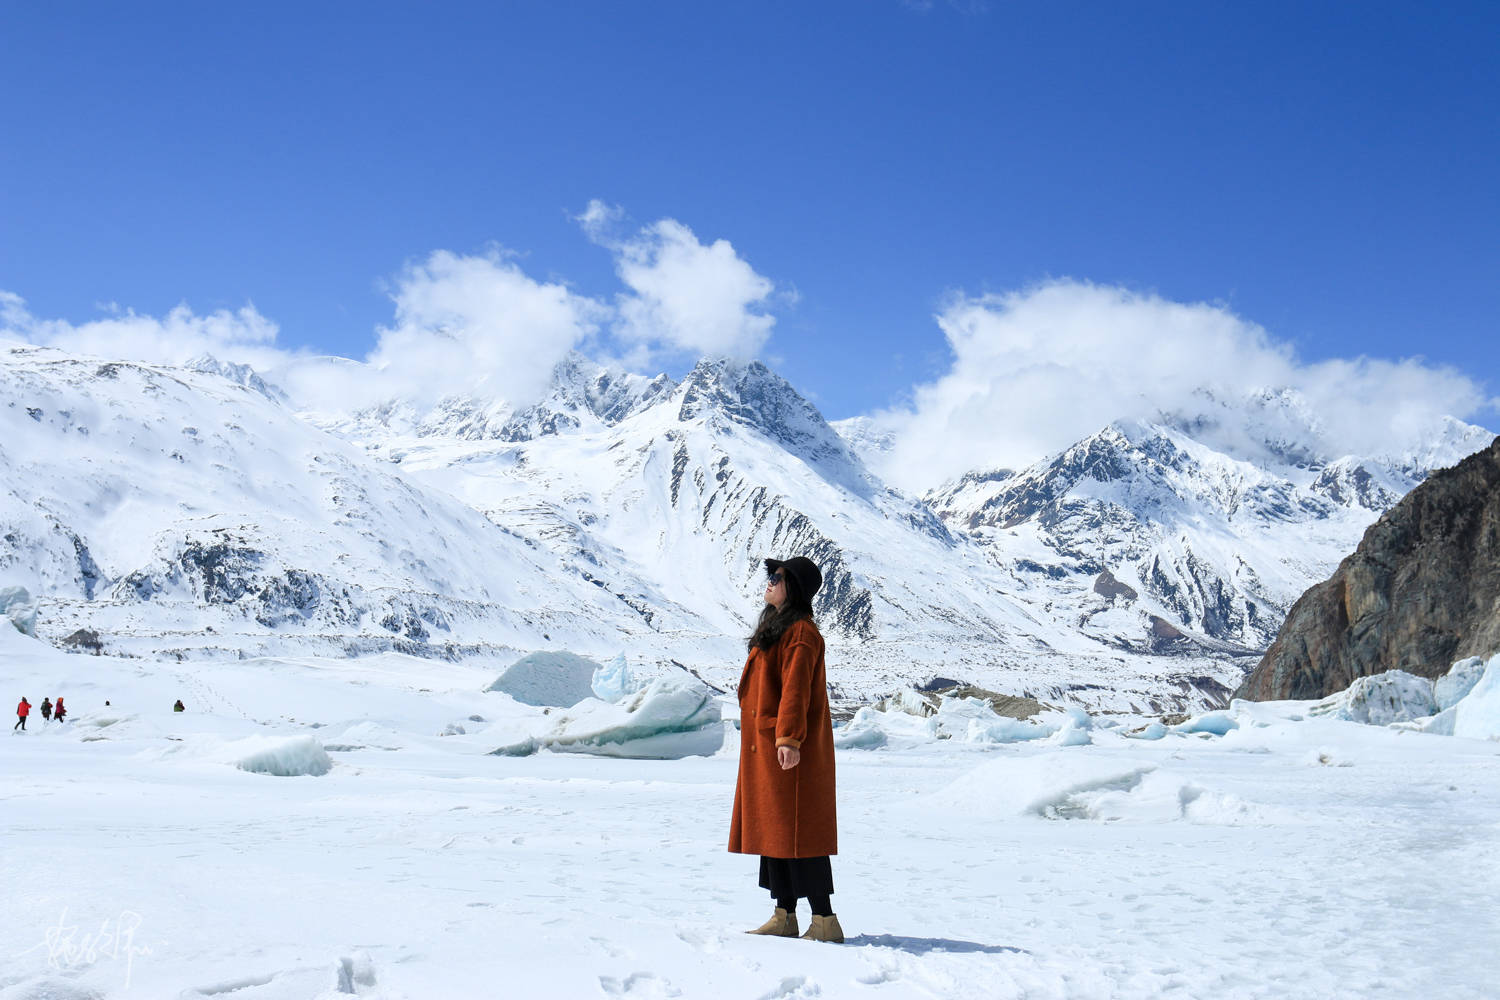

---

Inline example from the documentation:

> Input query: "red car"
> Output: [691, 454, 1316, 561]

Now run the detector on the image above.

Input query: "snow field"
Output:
[4, 631, 1500, 998]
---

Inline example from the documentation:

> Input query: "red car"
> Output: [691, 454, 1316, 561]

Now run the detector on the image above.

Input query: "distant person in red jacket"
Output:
[40, 697, 53, 721]
[52, 697, 66, 723]
[14, 698, 29, 731]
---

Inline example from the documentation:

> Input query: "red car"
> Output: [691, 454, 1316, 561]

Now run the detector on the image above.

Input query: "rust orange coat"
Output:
[728, 619, 838, 858]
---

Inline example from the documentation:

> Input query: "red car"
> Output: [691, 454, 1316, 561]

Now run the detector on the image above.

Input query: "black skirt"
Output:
[758, 855, 834, 899]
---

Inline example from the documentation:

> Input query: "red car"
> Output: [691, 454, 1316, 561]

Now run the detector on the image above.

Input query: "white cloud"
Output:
[873, 280, 1495, 492]
[0, 290, 284, 369]
[576, 199, 624, 240]
[4, 205, 782, 415]
[360, 248, 607, 409]
[2, 246, 610, 416]
[582, 200, 777, 361]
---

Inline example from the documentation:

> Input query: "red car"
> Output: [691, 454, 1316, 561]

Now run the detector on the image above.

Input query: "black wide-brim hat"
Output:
[764, 556, 823, 602]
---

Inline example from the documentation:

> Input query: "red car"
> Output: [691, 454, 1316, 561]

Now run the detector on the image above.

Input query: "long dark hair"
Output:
[748, 567, 815, 651]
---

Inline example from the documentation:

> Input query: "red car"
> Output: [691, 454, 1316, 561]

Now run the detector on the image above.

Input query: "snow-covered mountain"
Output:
[910, 405, 1491, 658]
[2, 341, 1491, 713]
[0, 344, 659, 664]
[318, 356, 1068, 697]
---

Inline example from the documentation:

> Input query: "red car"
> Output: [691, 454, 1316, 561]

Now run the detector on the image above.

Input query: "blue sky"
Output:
[2, 1, 1496, 440]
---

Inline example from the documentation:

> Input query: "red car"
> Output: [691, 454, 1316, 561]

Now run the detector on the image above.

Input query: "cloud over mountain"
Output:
[869, 280, 1496, 492]
[580, 199, 778, 364]
[363, 248, 608, 409]
[3, 205, 785, 413]
[0, 290, 283, 370]
[4, 262, 1489, 480]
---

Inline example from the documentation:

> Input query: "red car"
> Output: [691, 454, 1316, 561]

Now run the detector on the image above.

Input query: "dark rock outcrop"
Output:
[1094, 569, 1139, 602]
[878, 680, 1052, 720]
[61, 628, 103, 654]
[1149, 615, 1185, 640]
[1236, 437, 1500, 700]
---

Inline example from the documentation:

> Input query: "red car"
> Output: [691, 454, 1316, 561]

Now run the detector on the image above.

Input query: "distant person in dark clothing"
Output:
[52, 697, 66, 723]
[173, 699, 185, 713]
[40, 698, 52, 721]
[14, 698, 29, 731]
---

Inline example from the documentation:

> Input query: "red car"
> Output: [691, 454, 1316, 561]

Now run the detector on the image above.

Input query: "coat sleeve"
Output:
[774, 633, 819, 749]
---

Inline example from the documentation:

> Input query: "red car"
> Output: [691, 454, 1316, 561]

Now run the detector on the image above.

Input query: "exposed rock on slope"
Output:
[1237, 437, 1500, 700]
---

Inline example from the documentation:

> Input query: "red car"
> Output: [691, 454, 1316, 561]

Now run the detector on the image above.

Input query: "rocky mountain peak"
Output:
[403, 353, 676, 443]
[1237, 436, 1500, 700]
[923, 466, 1017, 518]
[1306, 459, 1403, 512]
[941, 421, 1175, 531]
[1154, 386, 1326, 468]
[185, 354, 288, 404]
[675, 358, 875, 495]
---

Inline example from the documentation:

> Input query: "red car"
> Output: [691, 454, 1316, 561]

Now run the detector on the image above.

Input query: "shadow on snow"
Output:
[844, 934, 1025, 956]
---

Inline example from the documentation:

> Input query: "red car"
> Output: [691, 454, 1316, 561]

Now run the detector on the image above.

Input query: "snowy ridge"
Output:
[339, 356, 1003, 655]
[185, 352, 289, 405]
[673, 358, 879, 497]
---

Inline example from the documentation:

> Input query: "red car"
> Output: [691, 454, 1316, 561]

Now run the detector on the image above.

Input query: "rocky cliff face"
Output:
[1236, 437, 1500, 700]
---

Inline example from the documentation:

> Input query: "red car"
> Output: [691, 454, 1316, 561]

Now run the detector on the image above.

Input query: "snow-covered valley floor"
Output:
[4, 636, 1498, 999]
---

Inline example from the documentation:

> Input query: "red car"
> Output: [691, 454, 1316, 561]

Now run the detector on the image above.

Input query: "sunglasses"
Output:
[765, 572, 785, 587]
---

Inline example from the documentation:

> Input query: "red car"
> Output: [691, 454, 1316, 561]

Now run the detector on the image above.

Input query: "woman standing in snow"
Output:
[729, 556, 842, 943]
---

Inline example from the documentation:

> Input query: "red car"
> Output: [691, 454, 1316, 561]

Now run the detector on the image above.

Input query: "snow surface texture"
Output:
[485, 650, 602, 707]
[4, 630, 1498, 998]
[232, 735, 334, 777]
[830, 654, 1500, 755]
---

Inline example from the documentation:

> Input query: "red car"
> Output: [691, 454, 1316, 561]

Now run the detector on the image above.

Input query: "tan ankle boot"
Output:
[746, 907, 798, 937]
[800, 914, 844, 943]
